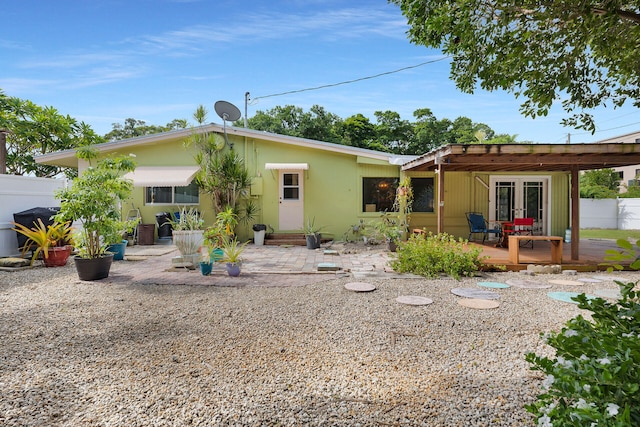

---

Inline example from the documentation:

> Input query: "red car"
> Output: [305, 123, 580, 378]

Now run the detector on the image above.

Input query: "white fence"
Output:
[580, 198, 640, 230]
[0, 175, 67, 257]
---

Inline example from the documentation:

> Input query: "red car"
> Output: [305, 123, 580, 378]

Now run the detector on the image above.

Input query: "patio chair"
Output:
[465, 212, 502, 243]
[513, 217, 535, 248]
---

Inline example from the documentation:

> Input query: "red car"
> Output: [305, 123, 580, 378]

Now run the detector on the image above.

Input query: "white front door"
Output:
[489, 176, 549, 234]
[278, 170, 304, 230]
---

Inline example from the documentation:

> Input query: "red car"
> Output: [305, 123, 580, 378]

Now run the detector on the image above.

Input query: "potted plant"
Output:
[104, 218, 140, 261]
[222, 237, 248, 276]
[54, 148, 136, 280]
[303, 217, 323, 249]
[165, 206, 205, 268]
[11, 218, 74, 267]
[374, 214, 403, 252]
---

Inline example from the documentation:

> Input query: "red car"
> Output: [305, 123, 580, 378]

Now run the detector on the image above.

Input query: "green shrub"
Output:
[525, 281, 640, 426]
[389, 232, 484, 279]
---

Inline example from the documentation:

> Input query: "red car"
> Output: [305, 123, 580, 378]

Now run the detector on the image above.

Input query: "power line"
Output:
[250, 56, 451, 101]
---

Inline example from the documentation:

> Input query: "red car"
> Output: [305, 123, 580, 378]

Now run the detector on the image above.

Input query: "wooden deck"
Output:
[470, 238, 624, 271]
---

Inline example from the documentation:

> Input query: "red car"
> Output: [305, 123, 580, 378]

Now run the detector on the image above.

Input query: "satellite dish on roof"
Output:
[214, 100, 241, 149]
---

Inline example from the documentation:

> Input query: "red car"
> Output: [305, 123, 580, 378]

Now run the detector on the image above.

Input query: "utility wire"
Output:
[250, 56, 451, 101]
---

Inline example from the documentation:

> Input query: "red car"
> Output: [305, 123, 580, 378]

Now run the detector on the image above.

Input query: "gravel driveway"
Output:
[1, 262, 637, 426]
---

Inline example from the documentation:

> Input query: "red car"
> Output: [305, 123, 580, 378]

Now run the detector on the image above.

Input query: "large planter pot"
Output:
[225, 262, 241, 277]
[74, 254, 114, 281]
[305, 233, 321, 249]
[44, 246, 72, 267]
[172, 230, 204, 258]
[106, 240, 128, 261]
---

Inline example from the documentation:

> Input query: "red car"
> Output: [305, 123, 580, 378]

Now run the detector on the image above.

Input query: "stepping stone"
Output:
[548, 291, 597, 304]
[578, 277, 602, 283]
[549, 279, 584, 286]
[477, 281, 510, 289]
[594, 289, 622, 299]
[344, 282, 376, 292]
[317, 262, 340, 271]
[396, 295, 433, 306]
[323, 250, 339, 255]
[506, 279, 551, 289]
[450, 288, 500, 300]
[457, 298, 500, 309]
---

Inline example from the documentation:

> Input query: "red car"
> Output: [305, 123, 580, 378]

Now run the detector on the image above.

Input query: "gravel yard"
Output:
[1, 261, 637, 426]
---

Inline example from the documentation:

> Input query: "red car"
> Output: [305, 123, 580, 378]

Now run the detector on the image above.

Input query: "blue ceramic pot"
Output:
[200, 261, 213, 276]
[106, 240, 127, 261]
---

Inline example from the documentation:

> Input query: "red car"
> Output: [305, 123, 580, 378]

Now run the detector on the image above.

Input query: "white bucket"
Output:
[254, 230, 266, 246]
[565, 228, 571, 243]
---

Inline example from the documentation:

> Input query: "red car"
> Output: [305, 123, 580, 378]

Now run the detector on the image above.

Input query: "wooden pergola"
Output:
[402, 143, 640, 260]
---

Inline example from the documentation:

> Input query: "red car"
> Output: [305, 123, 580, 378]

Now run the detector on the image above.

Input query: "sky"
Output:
[2, 0, 639, 145]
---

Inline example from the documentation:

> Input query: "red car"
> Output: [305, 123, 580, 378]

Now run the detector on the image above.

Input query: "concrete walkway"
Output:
[103, 238, 620, 287]
[106, 241, 394, 287]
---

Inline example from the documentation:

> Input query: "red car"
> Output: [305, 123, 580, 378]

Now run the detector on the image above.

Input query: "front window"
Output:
[412, 177, 434, 213]
[362, 177, 398, 212]
[145, 181, 199, 205]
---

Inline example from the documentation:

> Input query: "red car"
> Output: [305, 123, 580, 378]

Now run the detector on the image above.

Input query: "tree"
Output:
[391, 1, 640, 132]
[0, 90, 102, 177]
[338, 114, 376, 149]
[104, 118, 186, 141]
[579, 168, 621, 198]
[373, 110, 414, 153]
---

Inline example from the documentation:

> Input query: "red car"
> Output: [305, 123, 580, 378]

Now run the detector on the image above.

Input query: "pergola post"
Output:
[437, 163, 444, 234]
[571, 166, 580, 260]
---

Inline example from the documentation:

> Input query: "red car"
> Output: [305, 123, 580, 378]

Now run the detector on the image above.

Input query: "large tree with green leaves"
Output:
[391, 1, 640, 132]
[0, 90, 102, 177]
[104, 118, 187, 141]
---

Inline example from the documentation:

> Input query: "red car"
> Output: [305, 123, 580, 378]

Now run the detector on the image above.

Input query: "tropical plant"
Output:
[185, 105, 252, 215]
[525, 281, 640, 426]
[222, 238, 248, 264]
[303, 217, 324, 236]
[389, 232, 484, 279]
[11, 219, 74, 265]
[165, 206, 204, 231]
[54, 148, 136, 259]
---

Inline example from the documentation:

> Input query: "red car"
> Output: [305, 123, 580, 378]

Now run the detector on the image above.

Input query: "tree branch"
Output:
[593, 7, 640, 24]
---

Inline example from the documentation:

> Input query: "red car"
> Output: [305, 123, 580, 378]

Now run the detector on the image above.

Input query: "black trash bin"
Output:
[13, 207, 60, 250]
[156, 212, 173, 239]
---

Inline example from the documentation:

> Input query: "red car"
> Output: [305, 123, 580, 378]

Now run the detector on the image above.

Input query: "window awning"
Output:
[123, 166, 200, 187]
[264, 163, 309, 170]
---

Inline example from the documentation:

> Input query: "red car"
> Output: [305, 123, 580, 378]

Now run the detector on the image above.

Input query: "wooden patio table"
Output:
[508, 235, 563, 264]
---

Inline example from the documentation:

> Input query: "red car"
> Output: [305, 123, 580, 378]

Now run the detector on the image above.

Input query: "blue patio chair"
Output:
[465, 212, 502, 243]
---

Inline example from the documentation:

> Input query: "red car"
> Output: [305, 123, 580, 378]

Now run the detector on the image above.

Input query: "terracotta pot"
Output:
[44, 246, 72, 267]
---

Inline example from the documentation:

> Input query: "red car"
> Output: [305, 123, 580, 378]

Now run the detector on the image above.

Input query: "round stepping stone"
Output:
[578, 277, 602, 283]
[549, 279, 584, 286]
[344, 282, 376, 292]
[548, 291, 596, 304]
[594, 289, 621, 300]
[450, 288, 500, 300]
[505, 279, 551, 289]
[396, 295, 433, 306]
[457, 298, 500, 309]
[477, 281, 510, 289]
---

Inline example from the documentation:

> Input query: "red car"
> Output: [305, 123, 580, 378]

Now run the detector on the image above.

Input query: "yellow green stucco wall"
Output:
[93, 132, 572, 242]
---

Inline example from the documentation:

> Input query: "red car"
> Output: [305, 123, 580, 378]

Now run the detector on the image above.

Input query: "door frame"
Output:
[488, 175, 551, 235]
[278, 169, 304, 230]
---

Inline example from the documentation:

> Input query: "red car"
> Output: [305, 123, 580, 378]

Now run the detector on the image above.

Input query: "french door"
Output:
[489, 176, 549, 234]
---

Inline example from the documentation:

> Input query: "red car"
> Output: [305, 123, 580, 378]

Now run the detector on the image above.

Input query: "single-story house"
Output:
[36, 124, 640, 260]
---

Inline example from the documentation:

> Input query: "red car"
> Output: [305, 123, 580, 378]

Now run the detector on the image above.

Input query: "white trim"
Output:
[265, 163, 309, 170]
[124, 166, 200, 187]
